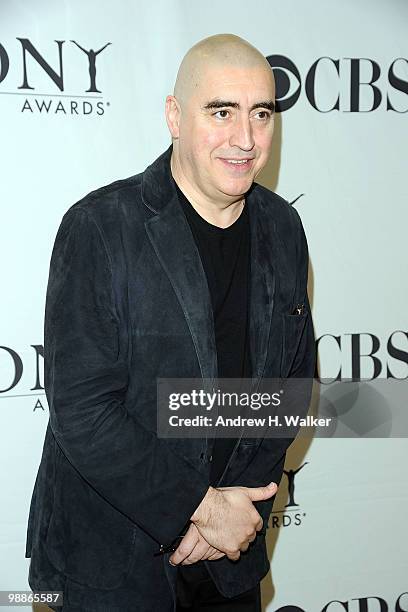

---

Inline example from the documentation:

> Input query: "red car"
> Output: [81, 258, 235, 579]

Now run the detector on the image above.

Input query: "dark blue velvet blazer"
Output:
[25, 144, 316, 609]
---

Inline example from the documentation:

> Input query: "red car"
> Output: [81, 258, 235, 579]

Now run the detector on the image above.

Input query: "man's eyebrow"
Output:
[202, 99, 275, 113]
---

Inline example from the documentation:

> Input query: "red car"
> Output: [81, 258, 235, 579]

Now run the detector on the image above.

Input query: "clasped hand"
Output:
[169, 482, 277, 566]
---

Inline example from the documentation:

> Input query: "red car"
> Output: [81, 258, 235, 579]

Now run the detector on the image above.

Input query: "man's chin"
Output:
[219, 180, 254, 199]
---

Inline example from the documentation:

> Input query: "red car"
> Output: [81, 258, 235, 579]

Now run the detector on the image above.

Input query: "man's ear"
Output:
[165, 95, 181, 139]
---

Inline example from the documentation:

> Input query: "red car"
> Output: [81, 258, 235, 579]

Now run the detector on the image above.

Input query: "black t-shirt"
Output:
[173, 180, 252, 485]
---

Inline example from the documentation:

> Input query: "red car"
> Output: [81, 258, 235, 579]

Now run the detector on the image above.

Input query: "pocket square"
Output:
[291, 303, 305, 315]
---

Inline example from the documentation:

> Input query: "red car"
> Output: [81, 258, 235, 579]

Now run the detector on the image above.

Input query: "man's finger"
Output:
[169, 527, 199, 565]
[227, 551, 241, 561]
[206, 549, 225, 561]
[201, 546, 221, 560]
[244, 482, 277, 502]
[181, 542, 212, 565]
[239, 540, 250, 552]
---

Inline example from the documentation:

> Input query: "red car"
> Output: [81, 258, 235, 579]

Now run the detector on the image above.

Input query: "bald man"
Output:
[25, 34, 316, 611]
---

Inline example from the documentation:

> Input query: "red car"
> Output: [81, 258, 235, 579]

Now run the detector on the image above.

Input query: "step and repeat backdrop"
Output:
[1, 1, 407, 610]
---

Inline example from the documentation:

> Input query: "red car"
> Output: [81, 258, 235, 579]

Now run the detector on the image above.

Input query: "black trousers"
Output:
[176, 562, 261, 611]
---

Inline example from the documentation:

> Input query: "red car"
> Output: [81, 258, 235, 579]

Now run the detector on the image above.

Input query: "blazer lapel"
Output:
[247, 188, 277, 389]
[144, 193, 218, 382]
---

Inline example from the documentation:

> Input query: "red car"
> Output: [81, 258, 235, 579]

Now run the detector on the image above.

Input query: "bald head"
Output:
[174, 33, 274, 109]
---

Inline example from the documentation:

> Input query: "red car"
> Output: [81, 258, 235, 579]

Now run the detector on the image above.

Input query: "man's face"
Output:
[175, 63, 275, 202]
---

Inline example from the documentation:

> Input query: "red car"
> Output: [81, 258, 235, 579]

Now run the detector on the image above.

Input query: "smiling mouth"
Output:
[219, 158, 254, 170]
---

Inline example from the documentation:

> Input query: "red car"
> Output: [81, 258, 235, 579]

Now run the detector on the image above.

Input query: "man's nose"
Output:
[229, 115, 255, 151]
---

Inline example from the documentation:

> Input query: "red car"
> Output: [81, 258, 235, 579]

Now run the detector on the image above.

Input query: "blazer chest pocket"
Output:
[280, 310, 308, 378]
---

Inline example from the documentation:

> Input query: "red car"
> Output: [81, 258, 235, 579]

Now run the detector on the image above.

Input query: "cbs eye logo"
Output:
[267, 55, 301, 112]
[266, 54, 408, 113]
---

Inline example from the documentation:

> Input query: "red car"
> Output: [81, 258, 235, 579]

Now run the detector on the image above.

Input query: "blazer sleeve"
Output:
[44, 206, 209, 547]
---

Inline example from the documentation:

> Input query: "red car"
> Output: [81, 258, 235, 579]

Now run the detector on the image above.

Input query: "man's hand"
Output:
[169, 522, 225, 566]
[188, 482, 278, 561]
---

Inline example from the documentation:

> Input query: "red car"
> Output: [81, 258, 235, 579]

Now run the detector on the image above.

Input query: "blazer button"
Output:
[208, 455, 213, 462]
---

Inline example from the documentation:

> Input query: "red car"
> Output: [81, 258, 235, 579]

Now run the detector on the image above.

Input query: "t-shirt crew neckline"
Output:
[173, 179, 248, 235]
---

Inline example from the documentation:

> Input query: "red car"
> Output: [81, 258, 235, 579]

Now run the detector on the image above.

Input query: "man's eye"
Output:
[213, 110, 230, 119]
[255, 111, 271, 120]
